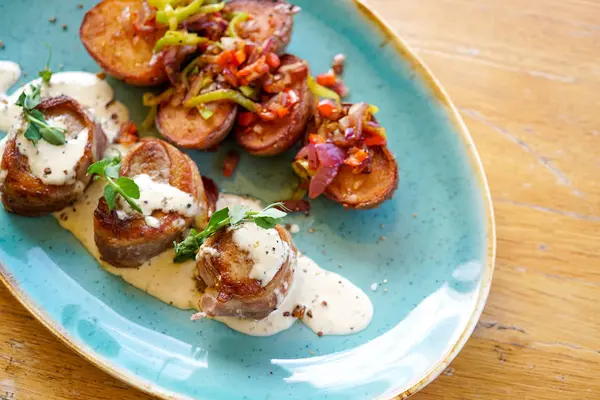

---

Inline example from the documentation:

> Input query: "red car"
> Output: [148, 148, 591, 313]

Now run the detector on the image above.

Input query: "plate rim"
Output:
[0, 1, 496, 399]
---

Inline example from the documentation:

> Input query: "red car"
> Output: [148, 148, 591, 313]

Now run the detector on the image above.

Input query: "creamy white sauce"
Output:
[215, 193, 262, 212]
[0, 61, 21, 97]
[117, 173, 199, 220]
[53, 187, 373, 337]
[231, 223, 290, 286]
[12, 115, 90, 185]
[217, 255, 373, 336]
[0, 69, 128, 143]
[53, 178, 201, 310]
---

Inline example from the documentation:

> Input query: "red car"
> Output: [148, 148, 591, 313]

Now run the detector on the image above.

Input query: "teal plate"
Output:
[0, 1, 495, 399]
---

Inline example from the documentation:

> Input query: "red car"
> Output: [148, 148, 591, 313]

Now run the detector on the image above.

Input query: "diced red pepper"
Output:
[363, 134, 387, 147]
[238, 111, 257, 127]
[116, 121, 139, 145]
[309, 134, 325, 144]
[344, 148, 369, 167]
[275, 107, 289, 118]
[223, 151, 240, 177]
[317, 99, 338, 119]
[234, 49, 247, 65]
[316, 71, 336, 87]
[266, 52, 281, 69]
[217, 51, 234, 67]
[238, 56, 266, 77]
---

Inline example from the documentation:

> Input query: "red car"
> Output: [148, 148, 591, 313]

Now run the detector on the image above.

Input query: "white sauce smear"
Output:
[54, 177, 201, 310]
[0, 68, 128, 142]
[54, 186, 373, 337]
[117, 174, 199, 221]
[12, 116, 89, 185]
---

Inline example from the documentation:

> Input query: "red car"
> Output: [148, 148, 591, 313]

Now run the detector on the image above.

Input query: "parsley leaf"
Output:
[39, 44, 53, 84]
[87, 156, 142, 213]
[173, 202, 288, 262]
[15, 84, 66, 146]
[228, 205, 246, 226]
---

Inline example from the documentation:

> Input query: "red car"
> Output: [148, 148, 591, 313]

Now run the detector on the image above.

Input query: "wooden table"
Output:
[2, 0, 599, 399]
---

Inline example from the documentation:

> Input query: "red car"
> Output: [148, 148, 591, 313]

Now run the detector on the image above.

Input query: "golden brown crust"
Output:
[197, 225, 297, 319]
[234, 54, 312, 156]
[0, 96, 107, 216]
[224, 0, 294, 55]
[80, 0, 167, 86]
[325, 146, 399, 209]
[156, 99, 238, 150]
[93, 138, 208, 267]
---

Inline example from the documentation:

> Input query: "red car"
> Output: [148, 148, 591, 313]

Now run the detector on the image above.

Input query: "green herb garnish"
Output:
[174, 202, 288, 262]
[39, 44, 53, 84]
[15, 85, 66, 146]
[87, 156, 142, 213]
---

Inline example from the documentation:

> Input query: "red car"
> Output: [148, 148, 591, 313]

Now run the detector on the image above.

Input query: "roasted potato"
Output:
[80, 0, 168, 86]
[94, 138, 209, 267]
[224, 0, 295, 55]
[325, 146, 398, 209]
[0, 96, 107, 216]
[157, 93, 238, 150]
[234, 54, 312, 156]
[196, 225, 296, 319]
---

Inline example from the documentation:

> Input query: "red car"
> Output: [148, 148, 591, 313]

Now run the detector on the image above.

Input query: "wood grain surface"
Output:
[2, 0, 600, 399]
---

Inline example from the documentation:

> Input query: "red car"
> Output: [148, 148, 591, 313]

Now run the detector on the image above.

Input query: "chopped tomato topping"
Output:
[238, 111, 257, 127]
[266, 52, 281, 69]
[234, 49, 247, 65]
[217, 51, 234, 67]
[223, 151, 240, 177]
[238, 56, 269, 85]
[275, 107, 289, 118]
[316, 71, 336, 87]
[309, 134, 325, 144]
[317, 99, 338, 119]
[363, 134, 387, 146]
[116, 121, 139, 145]
[344, 148, 369, 167]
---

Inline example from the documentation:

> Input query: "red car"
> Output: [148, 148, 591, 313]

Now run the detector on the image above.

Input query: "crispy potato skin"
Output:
[197, 225, 297, 319]
[93, 138, 208, 268]
[224, 0, 294, 55]
[0, 96, 107, 216]
[234, 54, 312, 156]
[80, 0, 167, 86]
[157, 99, 238, 150]
[325, 146, 399, 209]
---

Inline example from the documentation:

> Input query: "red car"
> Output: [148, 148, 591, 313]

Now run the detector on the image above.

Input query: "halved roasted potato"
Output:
[94, 138, 209, 267]
[234, 54, 312, 156]
[196, 224, 296, 319]
[224, 0, 295, 55]
[0, 96, 107, 216]
[325, 146, 398, 209]
[157, 93, 238, 150]
[80, 0, 168, 86]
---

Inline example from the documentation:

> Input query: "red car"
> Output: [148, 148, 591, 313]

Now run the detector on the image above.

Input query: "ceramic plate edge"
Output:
[353, 1, 496, 399]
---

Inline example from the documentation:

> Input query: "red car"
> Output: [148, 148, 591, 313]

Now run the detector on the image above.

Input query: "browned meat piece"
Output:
[0, 96, 107, 216]
[94, 138, 209, 267]
[197, 225, 296, 319]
